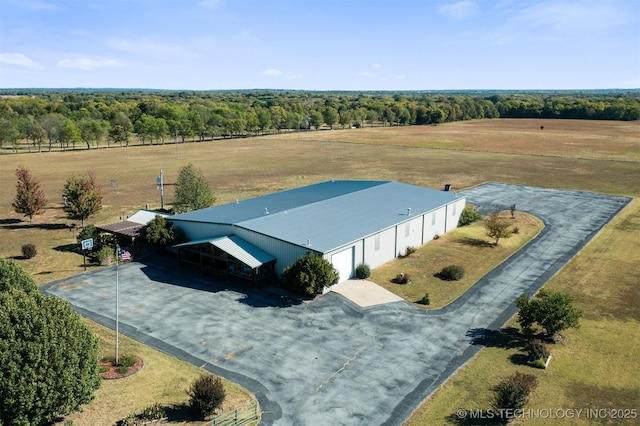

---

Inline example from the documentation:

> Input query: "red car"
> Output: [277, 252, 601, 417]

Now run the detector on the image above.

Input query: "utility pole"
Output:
[157, 169, 164, 209]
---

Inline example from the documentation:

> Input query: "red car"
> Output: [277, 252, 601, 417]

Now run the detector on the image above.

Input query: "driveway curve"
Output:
[44, 183, 630, 425]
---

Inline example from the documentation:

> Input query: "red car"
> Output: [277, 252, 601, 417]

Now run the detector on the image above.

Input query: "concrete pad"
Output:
[330, 279, 404, 307]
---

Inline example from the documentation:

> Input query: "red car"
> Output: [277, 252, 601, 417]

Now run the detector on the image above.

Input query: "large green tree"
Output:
[62, 171, 103, 227]
[282, 252, 339, 296]
[516, 289, 582, 338]
[173, 164, 216, 213]
[0, 259, 100, 425]
[142, 215, 184, 247]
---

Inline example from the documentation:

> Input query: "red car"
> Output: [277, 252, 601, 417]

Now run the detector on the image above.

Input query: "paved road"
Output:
[44, 183, 630, 425]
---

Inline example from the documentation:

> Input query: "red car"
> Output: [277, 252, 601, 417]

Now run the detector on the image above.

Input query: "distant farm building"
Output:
[168, 180, 465, 285]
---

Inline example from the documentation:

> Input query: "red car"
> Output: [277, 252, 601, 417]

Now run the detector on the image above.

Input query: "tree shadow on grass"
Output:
[53, 243, 80, 253]
[466, 327, 528, 350]
[445, 412, 503, 425]
[455, 237, 495, 248]
[163, 404, 200, 422]
[0, 218, 22, 225]
[467, 327, 536, 367]
[2, 222, 71, 231]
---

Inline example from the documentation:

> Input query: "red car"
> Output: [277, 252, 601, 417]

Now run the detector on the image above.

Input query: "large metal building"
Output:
[168, 180, 466, 285]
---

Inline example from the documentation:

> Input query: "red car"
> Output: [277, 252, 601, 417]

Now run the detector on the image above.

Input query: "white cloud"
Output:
[438, 0, 479, 20]
[263, 69, 283, 77]
[58, 58, 120, 70]
[358, 71, 374, 77]
[372, 64, 381, 68]
[393, 74, 406, 80]
[513, 1, 632, 32]
[0, 53, 40, 68]
[107, 38, 184, 56]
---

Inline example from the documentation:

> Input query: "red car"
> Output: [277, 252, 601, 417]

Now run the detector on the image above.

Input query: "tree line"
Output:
[0, 89, 638, 152]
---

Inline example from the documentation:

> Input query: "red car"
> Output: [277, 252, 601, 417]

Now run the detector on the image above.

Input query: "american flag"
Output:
[120, 249, 131, 261]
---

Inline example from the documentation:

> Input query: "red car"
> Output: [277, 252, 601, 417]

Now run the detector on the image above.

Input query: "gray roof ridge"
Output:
[234, 180, 394, 227]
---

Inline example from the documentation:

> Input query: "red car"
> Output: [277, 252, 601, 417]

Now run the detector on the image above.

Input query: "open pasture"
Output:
[0, 118, 638, 283]
[0, 118, 637, 424]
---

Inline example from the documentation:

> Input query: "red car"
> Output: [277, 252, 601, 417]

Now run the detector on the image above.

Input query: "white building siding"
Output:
[445, 198, 466, 233]
[363, 227, 396, 269]
[395, 216, 424, 256]
[423, 208, 446, 241]
[331, 246, 356, 283]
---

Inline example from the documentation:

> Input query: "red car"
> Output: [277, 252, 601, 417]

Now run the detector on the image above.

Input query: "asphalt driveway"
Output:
[44, 183, 630, 425]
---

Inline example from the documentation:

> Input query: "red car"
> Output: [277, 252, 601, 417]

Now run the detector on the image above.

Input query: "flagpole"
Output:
[115, 243, 119, 362]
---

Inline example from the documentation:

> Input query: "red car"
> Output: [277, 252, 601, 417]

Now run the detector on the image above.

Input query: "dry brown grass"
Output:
[0, 118, 637, 425]
[1, 119, 637, 284]
[59, 320, 258, 426]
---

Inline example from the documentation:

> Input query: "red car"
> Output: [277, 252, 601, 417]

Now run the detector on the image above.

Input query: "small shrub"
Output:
[21, 244, 37, 259]
[116, 354, 136, 368]
[99, 366, 110, 373]
[433, 234, 440, 240]
[97, 246, 114, 265]
[458, 205, 482, 226]
[355, 263, 371, 279]
[526, 339, 549, 361]
[404, 246, 417, 257]
[493, 372, 538, 422]
[417, 293, 430, 305]
[533, 358, 547, 369]
[393, 272, 411, 284]
[116, 366, 129, 374]
[140, 402, 165, 420]
[512, 226, 520, 234]
[187, 374, 226, 419]
[439, 265, 465, 281]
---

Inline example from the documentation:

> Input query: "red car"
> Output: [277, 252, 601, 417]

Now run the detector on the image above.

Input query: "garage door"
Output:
[332, 246, 355, 283]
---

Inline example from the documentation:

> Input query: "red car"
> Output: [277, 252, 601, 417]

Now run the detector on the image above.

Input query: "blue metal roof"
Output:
[170, 180, 462, 253]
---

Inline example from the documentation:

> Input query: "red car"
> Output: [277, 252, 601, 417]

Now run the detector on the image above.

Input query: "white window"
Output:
[432, 212, 436, 225]
[405, 222, 411, 237]
[375, 234, 380, 251]
[452, 204, 457, 216]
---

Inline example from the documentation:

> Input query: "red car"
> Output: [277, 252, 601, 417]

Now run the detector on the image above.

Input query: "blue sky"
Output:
[0, 0, 638, 90]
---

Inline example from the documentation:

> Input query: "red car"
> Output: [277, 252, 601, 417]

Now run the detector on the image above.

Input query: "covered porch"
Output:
[174, 235, 276, 287]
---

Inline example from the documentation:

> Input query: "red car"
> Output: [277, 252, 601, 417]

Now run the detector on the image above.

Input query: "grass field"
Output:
[370, 211, 543, 309]
[61, 321, 258, 426]
[406, 200, 640, 425]
[0, 118, 638, 425]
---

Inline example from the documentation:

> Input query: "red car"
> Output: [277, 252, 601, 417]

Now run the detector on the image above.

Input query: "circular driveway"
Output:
[44, 183, 630, 425]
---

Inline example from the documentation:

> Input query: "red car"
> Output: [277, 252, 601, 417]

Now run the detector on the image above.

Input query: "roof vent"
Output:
[236, 199, 239, 204]
[307, 239, 311, 246]
[265, 207, 269, 214]
[407, 208, 412, 216]
[444, 184, 452, 191]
